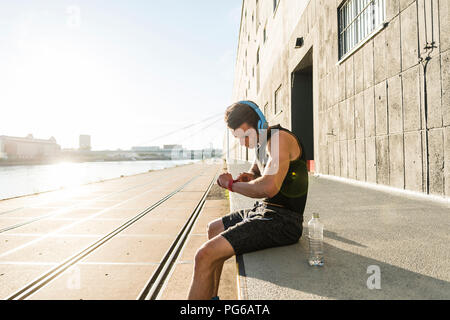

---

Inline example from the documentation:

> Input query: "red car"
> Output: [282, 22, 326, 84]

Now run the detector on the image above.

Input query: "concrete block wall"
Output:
[230, 0, 449, 198]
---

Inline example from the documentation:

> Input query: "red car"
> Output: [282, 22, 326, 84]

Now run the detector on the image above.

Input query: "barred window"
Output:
[338, 0, 385, 60]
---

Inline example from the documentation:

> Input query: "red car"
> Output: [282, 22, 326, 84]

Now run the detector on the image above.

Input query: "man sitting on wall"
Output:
[187, 101, 309, 300]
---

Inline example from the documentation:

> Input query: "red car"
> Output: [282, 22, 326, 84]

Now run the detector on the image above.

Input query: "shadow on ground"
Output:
[228, 161, 450, 299]
[242, 234, 450, 300]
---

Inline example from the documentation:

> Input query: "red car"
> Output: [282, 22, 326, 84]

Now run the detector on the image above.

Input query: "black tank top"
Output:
[255, 125, 309, 213]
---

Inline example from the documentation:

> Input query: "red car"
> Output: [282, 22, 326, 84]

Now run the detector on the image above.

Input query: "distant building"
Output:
[163, 144, 182, 150]
[131, 146, 161, 152]
[79, 135, 91, 151]
[0, 134, 61, 160]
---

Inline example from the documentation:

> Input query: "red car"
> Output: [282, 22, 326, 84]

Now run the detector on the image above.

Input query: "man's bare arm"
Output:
[248, 159, 261, 178]
[231, 131, 291, 199]
[235, 159, 261, 182]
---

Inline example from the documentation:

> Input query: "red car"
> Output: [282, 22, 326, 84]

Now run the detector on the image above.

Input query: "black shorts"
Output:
[221, 202, 304, 256]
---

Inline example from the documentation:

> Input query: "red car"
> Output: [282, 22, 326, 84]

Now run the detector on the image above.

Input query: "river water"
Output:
[0, 160, 199, 200]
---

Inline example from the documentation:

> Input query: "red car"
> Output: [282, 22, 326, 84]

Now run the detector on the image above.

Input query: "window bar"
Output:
[358, 0, 361, 43]
[340, 0, 373, 41]
[349, 1, 353, 50]
[350, 1, 354, 49]
[345, 3, 348, 54]
[339, 9, 342, 58]
[339, 6, 342, 57]
[354, 0, 357, 46]
[375, 0, 380, 26]
[374, 0, 378, 26]
[357, 0, 360, 43]
[364, 0, 367, 37]
[345, 2, 348, 53]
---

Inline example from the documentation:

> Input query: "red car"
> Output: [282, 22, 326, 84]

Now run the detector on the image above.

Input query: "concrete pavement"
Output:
[228, 161, 450, 300]
[0, 162, 227, 300]
[159, 184, 238, 300]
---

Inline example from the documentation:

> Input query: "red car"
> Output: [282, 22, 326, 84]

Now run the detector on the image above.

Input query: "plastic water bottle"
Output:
[308, 213, 324, 266]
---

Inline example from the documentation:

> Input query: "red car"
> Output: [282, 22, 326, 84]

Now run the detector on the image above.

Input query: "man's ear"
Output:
[233, 128, 245, 139]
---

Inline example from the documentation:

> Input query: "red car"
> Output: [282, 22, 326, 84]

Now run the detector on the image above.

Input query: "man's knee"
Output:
[207, 219, 224, 240]
[194, 245, 216, 272]
[194, 238, 231, 271]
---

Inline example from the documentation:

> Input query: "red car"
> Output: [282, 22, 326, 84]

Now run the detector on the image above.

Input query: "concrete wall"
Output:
[230, 0, 449, 198]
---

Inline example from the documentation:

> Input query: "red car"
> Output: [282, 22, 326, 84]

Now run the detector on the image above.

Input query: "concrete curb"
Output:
[315, 173, 450, 206]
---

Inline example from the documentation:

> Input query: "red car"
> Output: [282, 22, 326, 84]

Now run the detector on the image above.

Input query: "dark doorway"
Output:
[291, 48, 314, 163]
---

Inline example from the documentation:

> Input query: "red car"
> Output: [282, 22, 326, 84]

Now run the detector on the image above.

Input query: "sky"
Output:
[0, 0, 242, 150]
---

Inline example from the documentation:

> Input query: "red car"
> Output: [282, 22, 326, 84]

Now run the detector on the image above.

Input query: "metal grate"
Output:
[338, 0, 385, 59]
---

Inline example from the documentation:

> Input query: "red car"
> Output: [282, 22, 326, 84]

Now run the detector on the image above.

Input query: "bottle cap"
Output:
[312, 212, 320, 218]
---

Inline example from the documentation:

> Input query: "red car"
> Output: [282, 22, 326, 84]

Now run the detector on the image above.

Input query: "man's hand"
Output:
[217, 173, 233, 189]
[236, 172, 255, 182]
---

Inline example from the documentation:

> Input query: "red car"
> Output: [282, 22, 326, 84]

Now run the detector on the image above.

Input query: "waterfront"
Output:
[0, 160, 198, 200]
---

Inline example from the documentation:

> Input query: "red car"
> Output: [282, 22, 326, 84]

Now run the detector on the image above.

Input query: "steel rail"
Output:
[138, 171, 217, 300]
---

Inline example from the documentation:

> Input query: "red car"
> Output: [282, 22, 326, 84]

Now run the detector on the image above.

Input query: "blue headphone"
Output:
[239, 100, 268, 131]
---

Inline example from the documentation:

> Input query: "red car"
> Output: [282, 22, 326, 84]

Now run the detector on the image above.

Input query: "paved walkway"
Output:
[228, 161, 450, 300]
[0, 162, 220, 299]
[160, 184, 238, 300]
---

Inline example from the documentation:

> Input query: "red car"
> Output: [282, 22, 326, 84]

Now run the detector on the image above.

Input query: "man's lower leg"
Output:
[188, 265, 215, 300]
[212, 261, 225, 297]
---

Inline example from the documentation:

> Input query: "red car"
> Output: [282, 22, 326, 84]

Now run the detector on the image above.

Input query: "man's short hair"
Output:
[225, 102, 260, 130]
